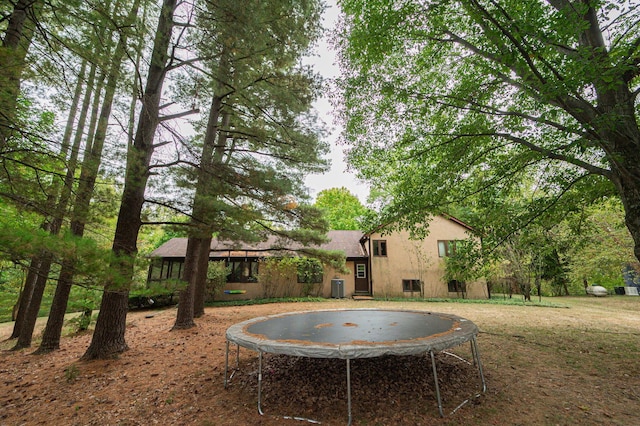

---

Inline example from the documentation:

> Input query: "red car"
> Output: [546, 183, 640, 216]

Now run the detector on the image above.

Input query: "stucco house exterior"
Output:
[147, 215, 488, 300]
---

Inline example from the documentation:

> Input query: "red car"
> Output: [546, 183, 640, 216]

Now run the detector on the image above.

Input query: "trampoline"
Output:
[224, 309, 486, 424]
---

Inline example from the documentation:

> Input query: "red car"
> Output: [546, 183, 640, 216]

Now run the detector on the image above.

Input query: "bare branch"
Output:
[159, 108, 199, 122]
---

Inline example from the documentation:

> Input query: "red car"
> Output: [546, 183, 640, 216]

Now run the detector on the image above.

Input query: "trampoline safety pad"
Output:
[226, 309, 478, 359]
[224, 309, 486, 424]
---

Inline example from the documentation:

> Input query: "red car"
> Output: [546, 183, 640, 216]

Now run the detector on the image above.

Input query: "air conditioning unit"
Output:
[331, 279, 345, 298]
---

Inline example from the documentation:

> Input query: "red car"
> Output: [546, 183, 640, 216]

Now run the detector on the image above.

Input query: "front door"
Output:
[354, 261, 369, 293]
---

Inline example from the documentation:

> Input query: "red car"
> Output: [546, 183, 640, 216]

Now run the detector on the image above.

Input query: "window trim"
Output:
[356, 263, 366, 279]
[447, 279, 466, 293]
[438, 240, 457, 257]
[373, 239, 388, 257]
[402, 279, 422, 292]
[226, 258, 259, 283]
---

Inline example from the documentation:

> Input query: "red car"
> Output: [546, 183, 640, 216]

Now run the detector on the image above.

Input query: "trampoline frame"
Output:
[224, 309, 486, 424]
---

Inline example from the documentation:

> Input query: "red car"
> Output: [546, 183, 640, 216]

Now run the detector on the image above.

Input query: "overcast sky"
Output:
[302, 1, 371, 203]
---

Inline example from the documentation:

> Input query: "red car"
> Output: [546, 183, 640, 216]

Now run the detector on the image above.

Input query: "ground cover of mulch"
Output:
[1, 297, 639, 425]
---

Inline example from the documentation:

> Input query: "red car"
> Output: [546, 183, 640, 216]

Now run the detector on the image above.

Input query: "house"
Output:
[147, 216, 488, 300]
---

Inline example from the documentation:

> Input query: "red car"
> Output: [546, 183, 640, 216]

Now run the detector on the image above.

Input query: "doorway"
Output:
[354, 261, 369, 294]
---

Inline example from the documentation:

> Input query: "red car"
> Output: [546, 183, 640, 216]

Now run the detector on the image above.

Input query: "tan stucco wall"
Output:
[216, 281, 264, 301]
[319, 261, 356, 298]
[369, 216, 488, 299]
[215, 260, 358, 301]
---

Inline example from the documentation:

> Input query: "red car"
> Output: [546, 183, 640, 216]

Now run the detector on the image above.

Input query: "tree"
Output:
[442, 239, 483, 299]
[314, 187, 367, 230]
[0, 0, 38, 150]
[37, 0, 146, 354]
[82, 0, 178, 360]
[564, 197, 638, 290]
[171, 0, 329, 328]
[339, 0, 640, 263]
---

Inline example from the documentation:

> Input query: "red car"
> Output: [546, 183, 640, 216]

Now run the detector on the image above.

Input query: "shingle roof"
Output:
[150, 230, 367, 259]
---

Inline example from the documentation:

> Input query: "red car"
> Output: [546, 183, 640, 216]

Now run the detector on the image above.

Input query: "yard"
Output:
[1, 296, 639, 425]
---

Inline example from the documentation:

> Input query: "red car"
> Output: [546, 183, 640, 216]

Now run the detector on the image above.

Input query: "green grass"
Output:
[206, 296, 326, 308]
[205, 294, 567, 309]
[370, 295, 567, 308]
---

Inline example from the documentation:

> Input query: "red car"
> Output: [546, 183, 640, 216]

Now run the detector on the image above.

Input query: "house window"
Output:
[356, 264, 366, 279]
[373, 240, 387, 256]
[148, 259, 183, 282]
[438, 240, 457, 257]
[447, 280, 466, 293]
[403, 279, 422, 292]
[168, 260, 183, 280]
[226, 259, 258, 283]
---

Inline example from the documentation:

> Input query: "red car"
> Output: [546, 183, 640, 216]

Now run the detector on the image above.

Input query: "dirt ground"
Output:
[1, 297, 639, 425]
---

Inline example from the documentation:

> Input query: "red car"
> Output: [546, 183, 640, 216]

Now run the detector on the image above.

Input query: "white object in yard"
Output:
[586, 285, 608, 297]
[624, 286, 639, 296]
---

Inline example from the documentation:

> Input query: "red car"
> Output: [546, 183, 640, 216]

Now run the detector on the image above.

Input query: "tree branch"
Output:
[159, 108, 199, 122]
[494, 132, 610, 177]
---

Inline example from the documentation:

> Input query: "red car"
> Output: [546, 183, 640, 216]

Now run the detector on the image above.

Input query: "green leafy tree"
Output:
[314, 187, 368, 230]
[295, 257, 324, 296]
[443, 239, 483, 298]
[258, 257, 298, 298]
[339, 0, 640, 263]
[172, 0, 329, 328]
[565, 198, 638, 290]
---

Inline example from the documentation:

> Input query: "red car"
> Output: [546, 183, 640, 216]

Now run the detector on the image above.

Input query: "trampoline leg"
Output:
[224, 342, 241, 389]
[257, 351, 264, 415]
[430, 351, 444, 417]
[346, 358, 352, 426]
[471, 337, 487, 393]
[224, 340, 230, 388]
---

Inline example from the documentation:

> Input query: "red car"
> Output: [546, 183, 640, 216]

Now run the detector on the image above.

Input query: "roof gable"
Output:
[362, 213, 474, 238]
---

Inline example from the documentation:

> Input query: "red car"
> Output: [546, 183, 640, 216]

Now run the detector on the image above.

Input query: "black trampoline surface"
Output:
[225, 309, 479, 359]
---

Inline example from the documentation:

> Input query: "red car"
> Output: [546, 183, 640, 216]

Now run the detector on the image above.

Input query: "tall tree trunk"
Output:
[8, 58, 87, 343]
[0, 0, 37, 150]
[172, 238, 200, 329]
[36, 61, 98, 353]
[83, 0, 176, 360]
[37, 0, 138, 354]
[194, 104, 233, 316]
[13, 254, 53, 349]
[192, 237, 211, 318]
[9, 257, 40, 339]
[173, 95, 223, 328]
[12, 57, 92, 350]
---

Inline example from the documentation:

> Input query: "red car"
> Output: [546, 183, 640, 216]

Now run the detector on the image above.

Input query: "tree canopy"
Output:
[0, 0, 333, 357]
[338, 0, 640, 263]
[314, 187, 368, 230]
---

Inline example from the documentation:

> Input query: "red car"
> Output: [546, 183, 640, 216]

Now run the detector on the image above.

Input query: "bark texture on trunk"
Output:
[173, 94, 225, 326]
[193, 236, 212, 318]
[172, 238, 199, 329]
[9, 257, 40, 339]
[13, 254, 53, 349]
[82, 0, 176, 360]
[0, 0, 37, 149]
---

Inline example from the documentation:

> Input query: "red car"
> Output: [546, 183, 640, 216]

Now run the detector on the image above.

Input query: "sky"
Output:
[302, 1, 371, 203]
